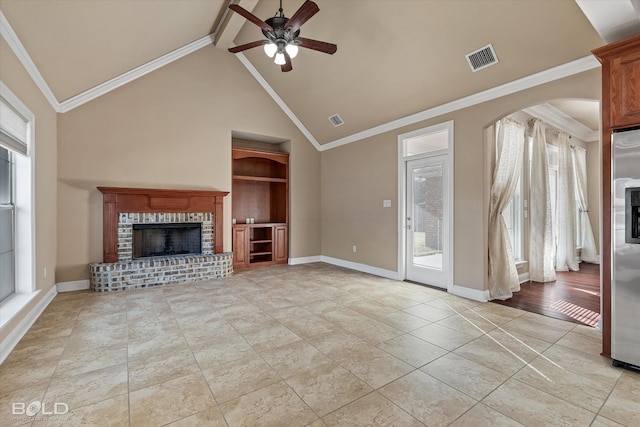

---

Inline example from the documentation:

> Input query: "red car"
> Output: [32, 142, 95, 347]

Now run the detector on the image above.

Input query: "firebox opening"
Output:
[132, 223, 202, 259]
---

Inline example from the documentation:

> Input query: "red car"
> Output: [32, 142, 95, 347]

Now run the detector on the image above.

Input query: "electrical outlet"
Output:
[352, 245, 357, 253]
[383, 199, 391, 208]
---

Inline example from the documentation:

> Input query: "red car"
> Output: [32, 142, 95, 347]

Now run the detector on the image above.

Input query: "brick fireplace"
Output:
[89, 187, 233, 291]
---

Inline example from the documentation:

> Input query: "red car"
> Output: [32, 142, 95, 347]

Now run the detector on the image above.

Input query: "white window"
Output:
[546, 143, 559, 260]
[572, 149, 585, 249]
[500, 128, 527, 264]
[0, 82, 35, 313]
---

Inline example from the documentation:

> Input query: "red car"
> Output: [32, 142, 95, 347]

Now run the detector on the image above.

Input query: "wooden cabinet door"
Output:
[274, 225, 288, 263]
[611, 50, 640, 128]
[232, 226, 249, 268]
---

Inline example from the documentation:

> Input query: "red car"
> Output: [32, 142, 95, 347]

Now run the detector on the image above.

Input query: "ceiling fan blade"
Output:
[229, 4, 273, 32]
[296, 37, 337, 55]
[281, 51, 293, 72]
[228, 40, 266, 53]
[286, 0, 320, 33]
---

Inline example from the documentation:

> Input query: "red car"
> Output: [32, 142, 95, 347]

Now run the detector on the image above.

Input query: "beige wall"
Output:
[321, 69, 601, 292]
[57, 45, 320, 282]
[321, 138, 398, 270]
[0, 38, 58, 341]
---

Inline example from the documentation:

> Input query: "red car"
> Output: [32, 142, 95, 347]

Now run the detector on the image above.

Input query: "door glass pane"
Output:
[412, 163, 443, 270]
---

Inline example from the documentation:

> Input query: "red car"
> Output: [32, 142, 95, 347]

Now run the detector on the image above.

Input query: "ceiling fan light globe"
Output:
[285, 43, 299, 58]
[264, 42, 277, 58]
[274, 52, 286, 65]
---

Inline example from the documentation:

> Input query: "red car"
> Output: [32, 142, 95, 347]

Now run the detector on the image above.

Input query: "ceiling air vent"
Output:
[328, 114, 344, 127]
[466, 44, 499, 72]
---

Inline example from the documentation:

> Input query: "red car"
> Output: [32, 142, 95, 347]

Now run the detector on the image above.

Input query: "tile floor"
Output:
[1, 263, 638, 426]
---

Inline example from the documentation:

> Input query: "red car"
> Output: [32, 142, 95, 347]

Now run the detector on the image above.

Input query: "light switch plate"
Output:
[383, 200, 392, 208]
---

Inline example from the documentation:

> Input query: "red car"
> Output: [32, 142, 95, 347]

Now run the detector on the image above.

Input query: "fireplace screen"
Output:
[132, 223, 202, 259]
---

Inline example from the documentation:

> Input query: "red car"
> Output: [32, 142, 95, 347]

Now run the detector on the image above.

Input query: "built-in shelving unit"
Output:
[231, 147, 289, 269]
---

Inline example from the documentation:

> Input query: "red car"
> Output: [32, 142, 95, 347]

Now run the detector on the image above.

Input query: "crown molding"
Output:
[319, 55, 601, 151]
[523, 103, 600, 142]
[58, 34, 215, 113]
[0, 10, 61, 112]
[233, 50, 322, 150]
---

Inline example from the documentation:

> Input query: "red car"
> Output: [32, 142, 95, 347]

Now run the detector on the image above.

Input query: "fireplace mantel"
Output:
[98, 187, 229, 263]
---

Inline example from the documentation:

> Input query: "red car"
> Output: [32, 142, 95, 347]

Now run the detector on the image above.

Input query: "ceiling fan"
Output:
[228, 0, 337, 72]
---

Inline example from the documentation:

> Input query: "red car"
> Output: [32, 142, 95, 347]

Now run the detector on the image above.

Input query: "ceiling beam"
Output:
[215, 0, 259, 49]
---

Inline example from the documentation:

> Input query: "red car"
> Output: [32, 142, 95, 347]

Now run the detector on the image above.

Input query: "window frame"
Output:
[0, 81, 36, 312]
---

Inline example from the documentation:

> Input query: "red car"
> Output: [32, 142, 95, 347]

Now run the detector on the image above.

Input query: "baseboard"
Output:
[0, 285, 57, 363]
[288, 256, 322, 265]
[57, 279, 90, 292]
[320, 256, 400, 280]
[449, 284, 490, 302]
[518, 272, 530, 284]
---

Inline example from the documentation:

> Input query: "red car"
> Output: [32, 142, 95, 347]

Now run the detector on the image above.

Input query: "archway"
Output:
[486, 99, 601, 327]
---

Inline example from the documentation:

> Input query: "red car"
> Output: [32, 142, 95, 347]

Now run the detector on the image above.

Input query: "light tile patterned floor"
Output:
[1, 263, 638, 426]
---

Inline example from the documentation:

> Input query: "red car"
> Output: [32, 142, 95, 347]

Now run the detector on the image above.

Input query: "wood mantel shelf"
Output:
[98, 187, 229, 262]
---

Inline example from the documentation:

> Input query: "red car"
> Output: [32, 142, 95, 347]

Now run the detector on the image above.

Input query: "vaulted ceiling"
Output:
[1, 0, 639, 147]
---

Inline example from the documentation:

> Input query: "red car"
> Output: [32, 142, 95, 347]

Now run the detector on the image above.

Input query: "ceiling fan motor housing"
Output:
[263, 16, 300, 49]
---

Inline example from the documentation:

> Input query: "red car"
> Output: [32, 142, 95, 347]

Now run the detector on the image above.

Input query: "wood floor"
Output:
[494, 263, 601, 327]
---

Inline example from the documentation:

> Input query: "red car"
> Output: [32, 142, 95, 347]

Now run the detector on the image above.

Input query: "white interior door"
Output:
[405, 155, 448, 288]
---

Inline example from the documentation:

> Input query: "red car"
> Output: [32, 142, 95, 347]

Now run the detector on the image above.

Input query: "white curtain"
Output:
[529, 119, 556, 282]
[555, 132, 579, 271]
[488, 118, 525, 300]
[572, 146, 599, 263]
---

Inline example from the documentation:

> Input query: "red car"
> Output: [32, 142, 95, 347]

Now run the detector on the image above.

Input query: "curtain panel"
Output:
[555, 132, 579, 271]
[488, 118, 525, 300]
[572, 146, 599, 263]
[529, 119, 556, 283]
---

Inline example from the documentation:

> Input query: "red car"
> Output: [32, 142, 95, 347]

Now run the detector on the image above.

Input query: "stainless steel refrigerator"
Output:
[612, 126, 640, 370]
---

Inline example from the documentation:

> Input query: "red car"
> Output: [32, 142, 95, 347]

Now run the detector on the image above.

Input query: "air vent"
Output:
[328, 114, 344, 127]
[466, 44, 499, 72]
